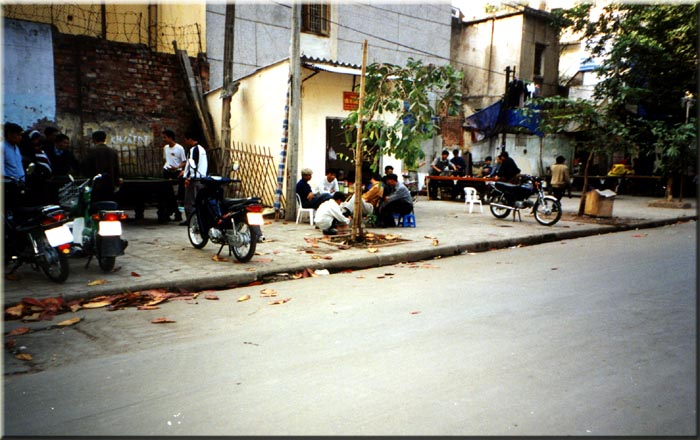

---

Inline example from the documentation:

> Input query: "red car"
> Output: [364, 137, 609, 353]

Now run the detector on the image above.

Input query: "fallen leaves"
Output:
[87, 279, 107, 286]
[81, 300, 112, 309]
[8, 327, 31, 336]
[260, 288, 277, 298]
[204, 294, 219, 300]
[237, 294, 251, 302]
[368, 247, 378, 253]
[269, 298, 292, 305]
[57, 317, 81, 326]
[15, 353, 33, 361]
[130, 271, 141, 277]
[151, 317, 176, 324]
[212, 255, 229, 262]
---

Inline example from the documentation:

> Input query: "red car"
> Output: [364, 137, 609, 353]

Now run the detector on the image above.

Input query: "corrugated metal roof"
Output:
[301, 56, 362, 76]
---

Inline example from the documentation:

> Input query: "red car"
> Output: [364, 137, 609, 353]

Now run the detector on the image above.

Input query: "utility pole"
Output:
[220, 2, 236, 176]
[285, 3, 301, 221]
[501, 65, 515, 152]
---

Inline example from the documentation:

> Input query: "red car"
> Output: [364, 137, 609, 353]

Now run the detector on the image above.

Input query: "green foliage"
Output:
[553, 2, 698, 123]
[649, 119, 698, 177]
[342, 58, 463, 170]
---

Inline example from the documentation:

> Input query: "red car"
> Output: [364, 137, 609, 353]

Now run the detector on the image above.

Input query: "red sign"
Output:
[343, 91, 359, 111]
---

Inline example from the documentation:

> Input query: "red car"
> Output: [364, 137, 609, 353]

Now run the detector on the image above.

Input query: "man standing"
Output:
[3, 122, 26, 210]
[550, 155, 570, 201]
[450, 148, 469, 200]
[82, 130, 120, 203]
[162, 129, 187, 222]
[179, 129, 208, 224]
[49, 134, 79, 178]
[378, 173, 413, 227]
[429, 149, 455, 199]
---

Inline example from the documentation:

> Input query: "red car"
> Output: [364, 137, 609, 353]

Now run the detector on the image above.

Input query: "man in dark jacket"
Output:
[81, 130, 121, 203]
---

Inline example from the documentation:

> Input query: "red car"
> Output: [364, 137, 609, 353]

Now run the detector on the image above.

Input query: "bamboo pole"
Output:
[351, 40, 368, 242]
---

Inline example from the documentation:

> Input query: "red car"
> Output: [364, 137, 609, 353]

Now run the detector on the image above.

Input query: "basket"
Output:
[58, 181, 81, 210]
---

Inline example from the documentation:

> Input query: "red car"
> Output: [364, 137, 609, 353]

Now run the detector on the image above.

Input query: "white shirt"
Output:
[163, 143, 187, 170]
[314, 199, 350, 231]
[316, 177, 339, 195]
[183, 144, 208, 178]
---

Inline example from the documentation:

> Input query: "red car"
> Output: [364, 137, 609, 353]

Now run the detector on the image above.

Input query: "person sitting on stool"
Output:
[377, 173, 413, 227]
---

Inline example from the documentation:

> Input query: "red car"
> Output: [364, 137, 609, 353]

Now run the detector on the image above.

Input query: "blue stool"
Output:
[393, 211, 416, 228]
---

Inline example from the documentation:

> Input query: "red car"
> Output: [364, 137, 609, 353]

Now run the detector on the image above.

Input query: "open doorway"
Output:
[325, 117, 376, 185]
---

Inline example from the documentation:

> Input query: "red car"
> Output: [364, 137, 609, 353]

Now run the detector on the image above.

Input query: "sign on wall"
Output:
[343, 91, 359, 111]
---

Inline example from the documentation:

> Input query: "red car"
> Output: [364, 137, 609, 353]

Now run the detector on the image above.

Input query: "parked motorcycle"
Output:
[58, 174, 128, 272]
[186, 176, 264, 263]
[486, 174, 562, 226]
[3, 178, 73, 283]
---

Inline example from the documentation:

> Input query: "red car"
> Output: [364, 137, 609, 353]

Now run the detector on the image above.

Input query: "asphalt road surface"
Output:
[3, 221, 696, 436]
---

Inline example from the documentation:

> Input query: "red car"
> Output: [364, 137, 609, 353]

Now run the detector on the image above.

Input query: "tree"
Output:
[552, 2, 698, 200]
[527, 96, 632, 215]
[341, 58, 463, 239]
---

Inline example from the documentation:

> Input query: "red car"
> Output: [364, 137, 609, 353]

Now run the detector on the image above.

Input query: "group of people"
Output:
[3, 122, 82, 209]
[2, 122, 210, 222]
[428, 148, 525, 200]
[159, 128, 208, 224]
[296, 166, 414, 235]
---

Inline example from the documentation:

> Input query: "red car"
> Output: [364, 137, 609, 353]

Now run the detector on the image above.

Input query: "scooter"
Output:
[486, 174, 562, 226]
[58, 174, 128, 272]
[186, 176, 264, 263]
[3, 178, 73, 283]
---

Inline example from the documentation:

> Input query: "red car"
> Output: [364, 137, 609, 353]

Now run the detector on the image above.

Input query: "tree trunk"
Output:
[351, 41, 368, 242]
[665, 175, 673, 201]
[577, 149, 595, 216]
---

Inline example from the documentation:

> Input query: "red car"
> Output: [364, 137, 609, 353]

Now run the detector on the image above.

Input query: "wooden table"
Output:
[425, 175, 496, 200]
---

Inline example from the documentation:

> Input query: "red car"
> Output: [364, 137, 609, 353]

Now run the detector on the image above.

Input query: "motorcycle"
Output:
[186, 176, 264, 263]
[58, 174, 128, 272]
[3, 178, 73, 283]
[486, 174, 562, 226]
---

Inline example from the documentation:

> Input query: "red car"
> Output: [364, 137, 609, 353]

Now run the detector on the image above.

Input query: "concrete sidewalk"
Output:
[2, 194, 696, 307]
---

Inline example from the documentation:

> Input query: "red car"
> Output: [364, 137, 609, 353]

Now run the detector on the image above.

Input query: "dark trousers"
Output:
[162, 169, 183, 220]
[379, 200, 413, 227]
[429, 176, 453, 199]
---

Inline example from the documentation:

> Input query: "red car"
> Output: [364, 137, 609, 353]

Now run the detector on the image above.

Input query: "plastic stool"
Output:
[394, 211, 416, 227]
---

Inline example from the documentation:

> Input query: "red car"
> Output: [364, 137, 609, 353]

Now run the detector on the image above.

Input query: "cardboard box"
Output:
[584, 189, 616, 217]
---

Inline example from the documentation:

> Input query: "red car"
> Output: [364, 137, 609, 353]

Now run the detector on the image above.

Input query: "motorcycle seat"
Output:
[221, 197, 260, 210]
[89, 201, 119, 214]
[495, 181, 533, 199]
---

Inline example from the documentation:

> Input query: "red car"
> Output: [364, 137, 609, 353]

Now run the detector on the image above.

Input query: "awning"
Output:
[302, 61, 362, 76]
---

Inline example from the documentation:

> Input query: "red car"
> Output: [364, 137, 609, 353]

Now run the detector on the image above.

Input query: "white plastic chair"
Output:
[296, 193, 315, 225]
[463, 187, 483, 213]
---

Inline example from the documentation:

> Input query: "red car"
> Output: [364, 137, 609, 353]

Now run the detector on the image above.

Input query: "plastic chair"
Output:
[296, 193, 315, 225]
[463, 187, 483, 213]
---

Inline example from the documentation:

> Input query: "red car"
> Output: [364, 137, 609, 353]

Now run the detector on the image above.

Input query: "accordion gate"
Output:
[220, 142, 284, 212]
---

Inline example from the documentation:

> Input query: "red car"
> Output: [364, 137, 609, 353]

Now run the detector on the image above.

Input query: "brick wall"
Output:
[53, 33, 209, 177]
[440, 115, 464, 148]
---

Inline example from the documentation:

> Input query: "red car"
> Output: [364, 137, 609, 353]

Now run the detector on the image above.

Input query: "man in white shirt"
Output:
[162, 129, 187, 222]
[314, 192, 351, 235]
[179, 130, 208, 224]
[316, 169, 339, 196]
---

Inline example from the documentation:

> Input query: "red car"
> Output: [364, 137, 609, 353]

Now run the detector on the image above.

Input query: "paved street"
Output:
[3, 221, 696, 436]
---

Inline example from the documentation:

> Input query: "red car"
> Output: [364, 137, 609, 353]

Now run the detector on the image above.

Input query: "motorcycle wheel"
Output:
[38, 237, 70, 283]
[230, 220, 258, 263]
[188, 212, 208, 249]
[489, 193, 511, 219]
[533, 196, 562, 226]
[98, 256, 116, 272]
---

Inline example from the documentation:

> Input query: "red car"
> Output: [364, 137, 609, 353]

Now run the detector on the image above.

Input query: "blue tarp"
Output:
[464, 99, 543, 138]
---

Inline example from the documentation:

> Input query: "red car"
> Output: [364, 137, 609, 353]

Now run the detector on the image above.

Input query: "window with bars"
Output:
[302, 3, 330, 36]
